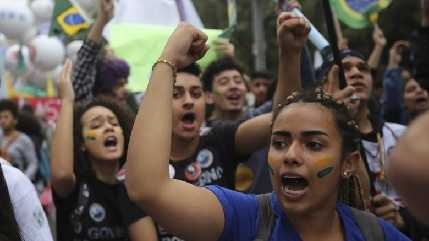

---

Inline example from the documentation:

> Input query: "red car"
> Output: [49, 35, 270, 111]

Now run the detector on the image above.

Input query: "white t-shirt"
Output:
[0, 159, 53, 241]
[361, 122, 406, 206]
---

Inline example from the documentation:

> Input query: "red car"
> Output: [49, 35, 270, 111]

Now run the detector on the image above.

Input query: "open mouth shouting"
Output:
[416, 95, 428, 104]
[225, 92, 243, 106]
[414, 95, 429, 111]
[281, 173, 309, 201]
[180, 112, 197, 131]
[103, 135, 119, 151]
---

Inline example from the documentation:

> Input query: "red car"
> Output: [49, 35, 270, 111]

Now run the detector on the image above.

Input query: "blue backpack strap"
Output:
[350, 207, 385, 241]
[254, 193, 276, 241]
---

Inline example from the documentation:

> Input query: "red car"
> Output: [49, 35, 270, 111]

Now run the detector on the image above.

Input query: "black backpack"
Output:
[253, 193, 384, 241]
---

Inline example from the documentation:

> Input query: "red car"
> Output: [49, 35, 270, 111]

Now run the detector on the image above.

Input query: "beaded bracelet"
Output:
[152, 59, 177, 82]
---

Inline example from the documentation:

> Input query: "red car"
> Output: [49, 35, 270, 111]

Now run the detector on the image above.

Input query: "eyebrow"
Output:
[89, 115, 104, 123]
[301, 130, 328, 137]
[272, 131, 291, 137]
[272, 130, 328, 138]
[173, 86, 184, 91]
[89, 114, 116, 123]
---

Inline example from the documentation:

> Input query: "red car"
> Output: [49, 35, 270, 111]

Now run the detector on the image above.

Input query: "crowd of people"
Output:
[1, 0, 429, 241]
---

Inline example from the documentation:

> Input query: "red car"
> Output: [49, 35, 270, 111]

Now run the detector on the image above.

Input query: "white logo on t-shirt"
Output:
[197, 149, 214, 168]
[89, 203, 106, 223]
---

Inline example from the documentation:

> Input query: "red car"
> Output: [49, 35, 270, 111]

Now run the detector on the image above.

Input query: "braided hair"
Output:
[272, 87, 366, 210]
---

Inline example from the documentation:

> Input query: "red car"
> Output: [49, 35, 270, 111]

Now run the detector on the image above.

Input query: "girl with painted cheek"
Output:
[268, 101, 357, 216]
[80, 108, 124, 166]
[51, 60, 158, 241]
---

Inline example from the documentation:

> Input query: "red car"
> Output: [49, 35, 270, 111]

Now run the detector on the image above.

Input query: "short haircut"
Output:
[178, 63, 201, 77]
[94, 58, 130, 96]
[0, 99, 18, 118]
[250, 71, 274, 82]
[201, 57, 244, 92]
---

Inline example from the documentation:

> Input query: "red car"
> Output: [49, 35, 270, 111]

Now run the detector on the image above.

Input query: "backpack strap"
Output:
[350, 207, 385, 241]
[254, 193, 276, 241]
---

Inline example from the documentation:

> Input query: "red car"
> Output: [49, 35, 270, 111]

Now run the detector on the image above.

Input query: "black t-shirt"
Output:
[170, 122, 244, 189]
[53, 175, 146, 241]
[158, 122, 246, 241]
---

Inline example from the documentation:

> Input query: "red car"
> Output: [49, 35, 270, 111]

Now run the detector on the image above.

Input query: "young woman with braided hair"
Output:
[125, 16, 409, 241]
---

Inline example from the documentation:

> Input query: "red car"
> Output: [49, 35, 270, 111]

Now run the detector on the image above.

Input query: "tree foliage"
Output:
[192, 0, 421, 75]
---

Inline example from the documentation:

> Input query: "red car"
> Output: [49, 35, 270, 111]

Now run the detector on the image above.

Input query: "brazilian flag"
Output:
[330, 0, 392, 29]
[49, 0, 90, 42]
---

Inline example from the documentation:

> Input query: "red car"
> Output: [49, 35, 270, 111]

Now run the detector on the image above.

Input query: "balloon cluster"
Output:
[0, 0, 83, 92]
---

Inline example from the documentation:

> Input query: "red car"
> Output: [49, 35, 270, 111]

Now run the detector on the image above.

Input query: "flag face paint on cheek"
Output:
[314, 157, 335, 178]
[83, 130, 97, 141]
[317, 167, 335, 178]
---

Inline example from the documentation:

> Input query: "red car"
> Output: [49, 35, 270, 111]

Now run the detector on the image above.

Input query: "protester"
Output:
[383, 40, 429, 124]
[72, 0, 138, 112]
[16, 105, 48, 189]
[324, 49, 408, 225]
[324, 46, 429, 240]
[202, 56, 248, 125]
[248, 71, 275, 108]
[0, 158, 53, 241]
[51, 60, 158, 241]
[0, 99, 39, 181]
[125, 18, 410, 241]
[128, 10, 303, 238]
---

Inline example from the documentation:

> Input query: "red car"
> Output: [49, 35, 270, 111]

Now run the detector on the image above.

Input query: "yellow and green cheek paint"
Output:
[314, 156, 335, 178]
[83, 130, 97, 141]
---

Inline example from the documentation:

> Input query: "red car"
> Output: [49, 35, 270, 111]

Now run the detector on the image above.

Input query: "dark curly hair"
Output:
[201, 57, 244, 92]
[178, 63, 201, 77]
[0, 99, 18, 119]
[73, 97, 135, 178]
[272, 87, 366, 210]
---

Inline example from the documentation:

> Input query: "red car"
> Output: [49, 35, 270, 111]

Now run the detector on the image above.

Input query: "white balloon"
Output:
[21, 26, 38, 44]
[31, 35, 65, 71]
[12, 0, 30, 6]
[30, 0, 54, 23]
[0, 2, 34, 40]
[66, 40, 83, 61]
[5, 44, 32, 76]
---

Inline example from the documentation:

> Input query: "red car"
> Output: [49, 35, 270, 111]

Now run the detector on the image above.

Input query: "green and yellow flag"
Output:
[49, 0, 90, 41]
[330, 0, 392, 29]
